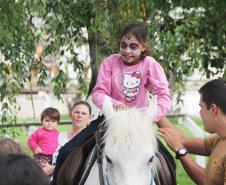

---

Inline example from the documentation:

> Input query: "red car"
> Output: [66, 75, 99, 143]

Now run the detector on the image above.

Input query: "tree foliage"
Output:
[0, 0, 225, 135]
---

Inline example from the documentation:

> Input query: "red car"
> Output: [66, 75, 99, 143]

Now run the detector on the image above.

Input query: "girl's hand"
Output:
[158, 128, 184, 152]
[114, 104, 127, 111]
[35, 147, 43, 154]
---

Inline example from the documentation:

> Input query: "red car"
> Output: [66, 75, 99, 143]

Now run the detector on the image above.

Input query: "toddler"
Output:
[28, 107, 60, 164]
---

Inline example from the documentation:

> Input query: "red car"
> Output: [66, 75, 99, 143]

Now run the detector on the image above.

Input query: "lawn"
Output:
[15, 116, 203, 185]
[166, 117, 205, 185]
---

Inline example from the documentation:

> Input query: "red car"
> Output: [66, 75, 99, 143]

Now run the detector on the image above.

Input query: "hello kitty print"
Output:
[123, 71, 142, 103]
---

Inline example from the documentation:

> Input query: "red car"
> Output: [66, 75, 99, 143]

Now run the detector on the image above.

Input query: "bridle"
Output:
[94, 128, 158, 185]
[95, 128, 105, 185]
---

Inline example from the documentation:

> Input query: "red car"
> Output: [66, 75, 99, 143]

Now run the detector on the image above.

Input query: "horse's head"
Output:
[102, 96, 158, 185]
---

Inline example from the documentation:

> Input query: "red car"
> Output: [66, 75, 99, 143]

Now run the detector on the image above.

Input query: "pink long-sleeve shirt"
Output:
[92, 54, 172, 122]
[28, 127, 59, 155]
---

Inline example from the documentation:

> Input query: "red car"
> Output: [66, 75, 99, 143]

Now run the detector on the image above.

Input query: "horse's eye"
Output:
[106, 156, 112, 164]
[148, 156, 154, 164]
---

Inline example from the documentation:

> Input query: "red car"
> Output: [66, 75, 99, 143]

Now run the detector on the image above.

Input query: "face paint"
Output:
[120, 34, 145, 65]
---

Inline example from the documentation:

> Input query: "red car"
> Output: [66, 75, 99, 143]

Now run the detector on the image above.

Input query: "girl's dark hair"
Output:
[41, 107, 60, 122]
[0, 154, 49, 185]
[120, 23, 149, 59]
[71, 101, 92, 115]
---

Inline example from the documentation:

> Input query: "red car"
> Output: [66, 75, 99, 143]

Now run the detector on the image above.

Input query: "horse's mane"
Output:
[104, 107, 157, 153]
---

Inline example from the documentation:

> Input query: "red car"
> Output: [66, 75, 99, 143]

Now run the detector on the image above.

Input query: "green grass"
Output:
[169, 118, 204, 185]
[14, 117, 203, 185]
[160, 124, 196, 185]
[159, 138, 196, 185]
[155, 117, 203, 185]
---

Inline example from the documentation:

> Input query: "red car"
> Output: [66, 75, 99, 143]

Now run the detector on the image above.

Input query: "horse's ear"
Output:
[145, 95, 157, 119]
[102, 95, 115, 119]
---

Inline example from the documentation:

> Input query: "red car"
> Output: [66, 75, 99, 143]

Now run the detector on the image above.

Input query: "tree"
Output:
[0, 0, 225, 135]
[0, 0, 39, 136]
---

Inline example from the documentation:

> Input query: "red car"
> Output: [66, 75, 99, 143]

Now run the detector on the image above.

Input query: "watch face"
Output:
[176, 148, 188, 159]
[179, 148, 187, 155]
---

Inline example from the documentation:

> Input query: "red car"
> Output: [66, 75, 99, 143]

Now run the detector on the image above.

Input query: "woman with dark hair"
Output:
[51, 101, 92, 166]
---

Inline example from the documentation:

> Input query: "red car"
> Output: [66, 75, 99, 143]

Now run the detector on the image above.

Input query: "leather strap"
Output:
[156, 151, 174, 185]
[95, 130, 105, 185]
[78, 146, 97, 185]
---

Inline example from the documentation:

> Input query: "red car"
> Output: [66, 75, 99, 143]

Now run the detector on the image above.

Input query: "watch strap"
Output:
[175, 148, 188, 159]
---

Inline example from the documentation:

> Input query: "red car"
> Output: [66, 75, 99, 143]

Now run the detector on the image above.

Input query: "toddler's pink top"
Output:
[28, 127, 59, 155]
[92, 54, 172, 122]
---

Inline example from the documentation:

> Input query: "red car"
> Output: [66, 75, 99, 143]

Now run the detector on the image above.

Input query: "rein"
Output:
[94, 128, 159, 185]
[95, 126, 158, 185]
[95, 129, 105, 185]
[154, 150, 176, 185]
[93, 126, 176, 185]
[149, 170, 155, 185]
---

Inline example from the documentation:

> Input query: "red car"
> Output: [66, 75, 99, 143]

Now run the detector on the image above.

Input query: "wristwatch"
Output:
[175, 148, 188, 159]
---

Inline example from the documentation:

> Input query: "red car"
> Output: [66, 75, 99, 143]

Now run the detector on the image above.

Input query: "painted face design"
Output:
[120, 34, 145, 65]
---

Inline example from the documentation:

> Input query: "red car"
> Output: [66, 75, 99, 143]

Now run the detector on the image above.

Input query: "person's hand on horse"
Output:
[174, 127, 190, 146]
[158, 117, 190, 146]
[114, 103, 128, 111]
[158, 128, 184, 152]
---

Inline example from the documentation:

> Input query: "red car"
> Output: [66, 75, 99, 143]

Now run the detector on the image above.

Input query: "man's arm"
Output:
[183, 137, 208, 156]
[158, 117, 208, 156]
[157, 116, 176, 129]
[179, 154, 205, 185]
[158, 120, 207, 185]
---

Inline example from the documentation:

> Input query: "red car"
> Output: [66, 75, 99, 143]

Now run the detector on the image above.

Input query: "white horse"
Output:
[102, 96, 158, 185]
[56, 96, 175, 185]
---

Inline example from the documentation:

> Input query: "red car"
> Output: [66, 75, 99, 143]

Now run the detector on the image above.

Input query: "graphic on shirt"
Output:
[123, 71, 141, 103]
